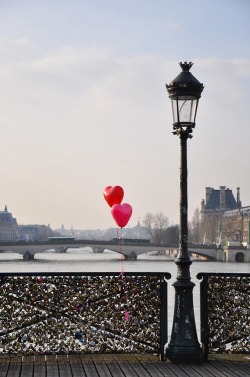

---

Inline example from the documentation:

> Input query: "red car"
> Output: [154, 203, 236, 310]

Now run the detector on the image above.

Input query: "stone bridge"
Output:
[0, 240, 174, 260]
[188, 246, 250, 262]
[0, 240, 248, 262]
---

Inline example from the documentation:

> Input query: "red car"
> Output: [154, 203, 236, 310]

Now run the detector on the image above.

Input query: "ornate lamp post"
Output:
[166, 62, 204, 363]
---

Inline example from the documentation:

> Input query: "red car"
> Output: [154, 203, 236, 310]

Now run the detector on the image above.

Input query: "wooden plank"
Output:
[131, 353, 176, 377]
[21, 356, 34, 377]
[0, 359, 9, 377]
[154, 362, 186, 377]
[201, 362, 233, 377]
[145, 354, 181, 377]
[208, 361, 241, 377]
[208, 354, 250, 374]
[2, 352, 250, 377]
[143, 354, 218, 377]
[91, 354, 113, 377]
[33, 355, 46, 377]
[132, 354, 163, 377]
[111, 355, 140, 377]
[163, 362, 195, 377]
[112, 354, 151, 377]
[232, 362, 250, 375]
[189, 363, 218, 377]
[100, 354, 129, 377]
[80, 355, 98, 377]
[209, 354, 250, 362]
[6, 357, 22, 377]
[46, 355, 59, 377]
[215, 360, 250, 377]
[69, 355, 86, 377]
[90, 354, 114, 377]
[178, 364, 209, 377]
[57, 355, 72, 377]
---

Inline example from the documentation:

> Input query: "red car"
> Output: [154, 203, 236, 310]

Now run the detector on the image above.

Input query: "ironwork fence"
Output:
[198, 272, 250, 360]
[0, 272, 170, 359]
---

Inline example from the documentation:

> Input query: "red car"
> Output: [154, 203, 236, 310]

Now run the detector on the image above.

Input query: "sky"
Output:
[0, 0, 249, 230]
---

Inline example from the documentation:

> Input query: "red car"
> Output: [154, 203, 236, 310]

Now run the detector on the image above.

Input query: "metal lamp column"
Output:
[166, 62, 204, 363]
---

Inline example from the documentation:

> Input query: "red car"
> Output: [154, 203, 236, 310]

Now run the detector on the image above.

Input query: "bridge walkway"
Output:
[0, 353, 249, 377]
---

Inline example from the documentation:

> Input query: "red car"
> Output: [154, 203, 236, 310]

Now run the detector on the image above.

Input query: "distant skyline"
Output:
[0, 0, 250, 229]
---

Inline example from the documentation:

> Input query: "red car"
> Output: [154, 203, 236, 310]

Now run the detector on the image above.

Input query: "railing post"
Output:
[160, 273, 169, 360]
[197, 273, 209, 361]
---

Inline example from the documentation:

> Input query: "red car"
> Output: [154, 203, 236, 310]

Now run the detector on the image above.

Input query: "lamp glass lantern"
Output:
[167, 62, 204, 131]
[171, 95, 198, 126]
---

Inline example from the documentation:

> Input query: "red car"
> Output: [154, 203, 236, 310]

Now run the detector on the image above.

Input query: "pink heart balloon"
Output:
[103, 186, 124, 207]
[111, 203, 133, 228]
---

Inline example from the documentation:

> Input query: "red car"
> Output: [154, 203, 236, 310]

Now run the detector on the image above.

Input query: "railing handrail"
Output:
[197, 272, 250, 279]
[0, 271, 171, 277]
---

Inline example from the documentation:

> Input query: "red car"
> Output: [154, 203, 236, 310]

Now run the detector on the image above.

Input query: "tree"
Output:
[189, 207, 201, 244]
[143, 213, 155, 241]
[164, 225, 179, 245]
[154, 212, 169, 243]
[143, 212, 169, 243]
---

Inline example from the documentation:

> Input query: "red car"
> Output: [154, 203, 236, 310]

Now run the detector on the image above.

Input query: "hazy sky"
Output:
[0, 0, 249, 230]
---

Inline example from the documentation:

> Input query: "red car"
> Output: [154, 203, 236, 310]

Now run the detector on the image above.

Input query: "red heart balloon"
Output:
[103, 186, 124, 207]
[111, 203, 133, 228]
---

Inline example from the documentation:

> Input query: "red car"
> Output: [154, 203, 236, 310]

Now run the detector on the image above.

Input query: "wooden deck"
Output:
[0, 353, 249, 377]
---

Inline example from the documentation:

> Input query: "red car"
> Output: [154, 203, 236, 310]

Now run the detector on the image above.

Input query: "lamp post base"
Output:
[166, 276, 203, 363]
[167, 344, 203, 364]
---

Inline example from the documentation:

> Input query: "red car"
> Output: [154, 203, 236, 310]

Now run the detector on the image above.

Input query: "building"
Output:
[56, 220, 150, 241]
[18, 224, 54, 241]
[221, 206, 250, 246]
[200, 186, 241, 244]
[0, 206, 53, 242]
[0, 206, 19, 241]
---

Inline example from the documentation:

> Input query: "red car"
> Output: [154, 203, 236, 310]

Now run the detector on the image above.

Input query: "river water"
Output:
[0, 248, 249, 340]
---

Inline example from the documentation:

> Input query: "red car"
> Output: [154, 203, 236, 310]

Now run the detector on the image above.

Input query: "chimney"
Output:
[237, 187, 241, 207]
[205, 187, 213, 205]
[220, 186, 226, 209]
[201, 199, 205, 211]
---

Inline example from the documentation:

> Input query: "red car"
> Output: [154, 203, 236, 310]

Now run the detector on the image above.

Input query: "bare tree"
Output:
[143, 212, 169, 243]
[189, 207, 201, 244]
[143, 212, 155, 241]
[154, 212, 169, 243]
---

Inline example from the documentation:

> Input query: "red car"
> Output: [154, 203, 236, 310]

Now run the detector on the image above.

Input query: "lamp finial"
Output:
[179, 62, 193, 72]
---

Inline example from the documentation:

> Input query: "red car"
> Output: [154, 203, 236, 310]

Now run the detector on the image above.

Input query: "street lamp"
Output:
[166, 62, 204, 363]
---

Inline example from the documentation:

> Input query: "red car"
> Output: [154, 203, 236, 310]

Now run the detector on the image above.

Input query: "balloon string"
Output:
[116, 228, 129, 322]
[116, 228, 125, 267]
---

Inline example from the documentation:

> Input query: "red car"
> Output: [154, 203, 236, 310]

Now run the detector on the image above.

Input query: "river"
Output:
[0, 248, 249, 340]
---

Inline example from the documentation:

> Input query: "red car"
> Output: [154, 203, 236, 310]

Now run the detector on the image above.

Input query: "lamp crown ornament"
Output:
[166, 62, 204, 96]
[179, 61, 193, 71]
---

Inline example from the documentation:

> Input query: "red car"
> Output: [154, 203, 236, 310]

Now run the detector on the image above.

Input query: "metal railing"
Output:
[198, 272, 250, 360]
[0, 272, 170, 359]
